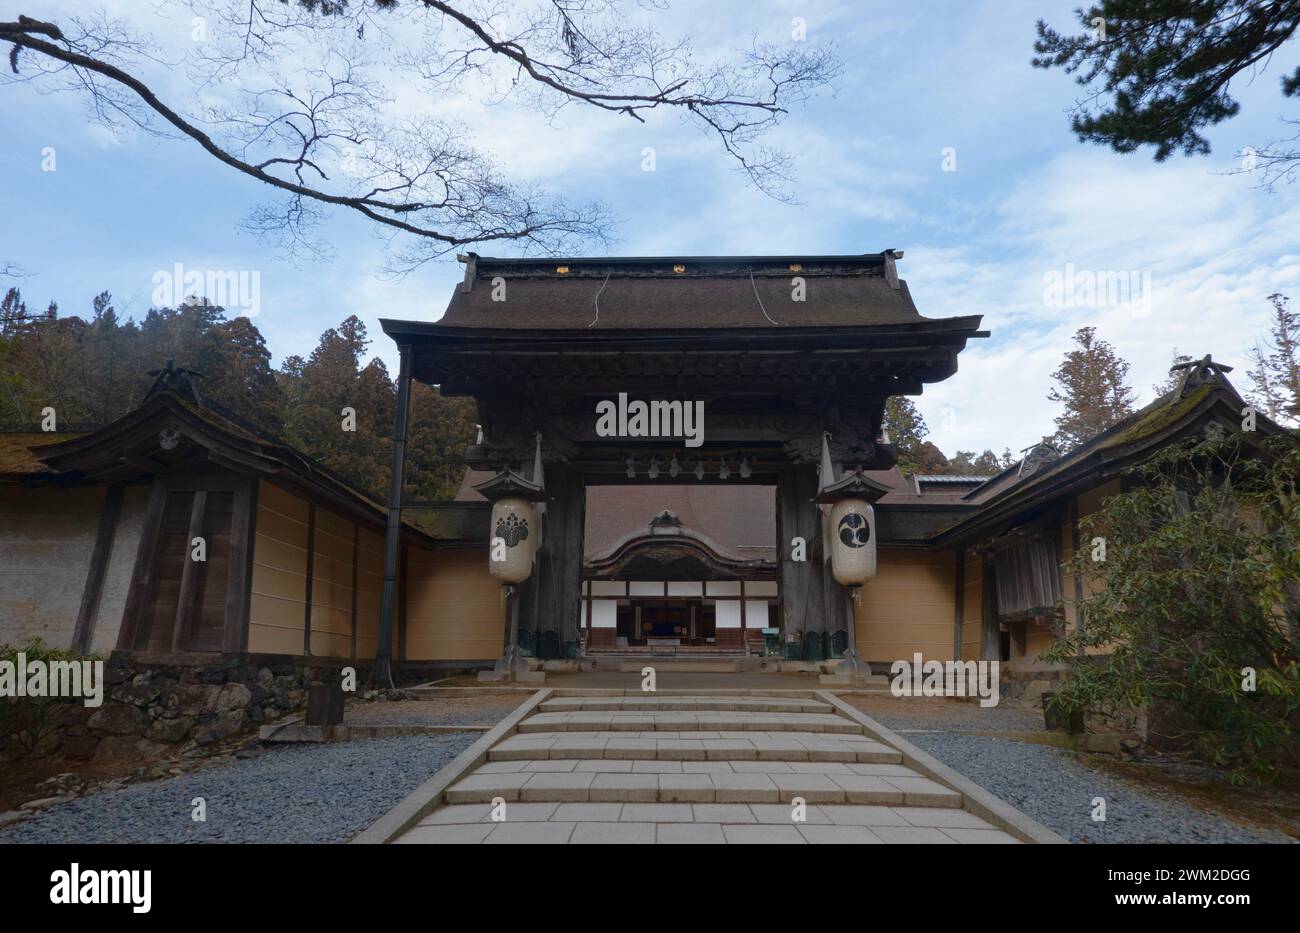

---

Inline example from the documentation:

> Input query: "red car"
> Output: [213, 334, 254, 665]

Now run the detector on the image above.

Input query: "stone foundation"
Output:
[3, 653, 368, 765]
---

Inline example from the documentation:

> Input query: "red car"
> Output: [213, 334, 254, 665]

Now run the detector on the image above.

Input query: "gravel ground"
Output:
[0, 732, 478, 844]
[905, 732, 1292, 844]
[344, 695, 525, 727]
[848, 695, 1044, 733]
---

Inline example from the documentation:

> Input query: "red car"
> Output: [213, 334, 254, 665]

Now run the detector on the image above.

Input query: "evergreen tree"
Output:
[207, 316, 284, 433]
[1047, 326, 1136, 450]
[1246, 293, 1300, 425]
[948, 449, 1005, 475]
[1152, 349, 1194, 398]
[404, 383, 478, 501]
[884, 396, 930, 474]
[1033, 2, 1300, 186]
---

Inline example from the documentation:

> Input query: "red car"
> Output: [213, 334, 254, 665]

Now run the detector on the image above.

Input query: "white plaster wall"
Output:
[745, 599, 771, 629]
[0, 486, 104, 650]
[588, 599, 618, 628]
[715, 600, 741, 629]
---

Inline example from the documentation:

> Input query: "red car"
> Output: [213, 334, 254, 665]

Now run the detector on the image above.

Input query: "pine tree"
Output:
[1047, 326, 1136, 450]
[884, 396, 930, 474]
[948, 449, 1004, 475]
[404, 382, 478, 500]
[207, 316, 284, 433]
[1246, 294, 1300, 425]
[1152, 349, 1194, 398]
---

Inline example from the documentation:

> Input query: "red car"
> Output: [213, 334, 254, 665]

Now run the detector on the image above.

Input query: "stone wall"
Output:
[5, 654, 364, 766]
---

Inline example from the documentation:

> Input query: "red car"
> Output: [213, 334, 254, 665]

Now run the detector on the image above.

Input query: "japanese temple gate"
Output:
[375, 253, 985, 669]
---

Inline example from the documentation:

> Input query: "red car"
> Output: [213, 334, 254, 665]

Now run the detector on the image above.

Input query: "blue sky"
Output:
[2, 0, 1298, 455]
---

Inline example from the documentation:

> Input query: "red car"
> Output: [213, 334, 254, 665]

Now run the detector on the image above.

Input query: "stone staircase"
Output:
[384, 691, 1059, 844]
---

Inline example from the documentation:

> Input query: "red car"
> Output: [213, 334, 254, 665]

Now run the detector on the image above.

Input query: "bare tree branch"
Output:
[2, 3, 837, 263]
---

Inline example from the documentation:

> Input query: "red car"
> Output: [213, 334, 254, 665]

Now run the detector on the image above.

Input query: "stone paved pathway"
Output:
[393, 693, 1026, 844]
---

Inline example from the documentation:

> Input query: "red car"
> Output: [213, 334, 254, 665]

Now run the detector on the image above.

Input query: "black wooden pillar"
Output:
[777, 464, 837, 660]
[980, 554, 1000, 661]
[375, 344, 412, 685]
[516, 463, 585, 659]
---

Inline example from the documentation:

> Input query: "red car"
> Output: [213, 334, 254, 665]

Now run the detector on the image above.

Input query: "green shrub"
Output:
[1044, 435, 1300, 782]
[0, 637, 95, 757]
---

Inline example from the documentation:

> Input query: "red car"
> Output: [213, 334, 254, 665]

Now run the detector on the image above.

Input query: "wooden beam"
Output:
[171, 490, 208, 653]
[223, 479, 257, 654]
[122, 451, 168, 474]
[516, 465, 586, 659]
[585, 585, 593, 651]
[72, 485, 125, 656]
[398, 544, 408, 662]
[1069, 497, 1085, 653]
[117, 479, 168, 652]
[302, 503, 316, 656]
[777, 466, 826, 656]
[952, 547, 965, 662]
[350, 524, 360, 660]
[980, 554, 999, 662]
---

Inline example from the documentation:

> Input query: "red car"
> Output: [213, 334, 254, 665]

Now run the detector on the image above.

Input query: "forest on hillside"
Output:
[4, 286, 1295, 491]
[0, 288, 476, 501]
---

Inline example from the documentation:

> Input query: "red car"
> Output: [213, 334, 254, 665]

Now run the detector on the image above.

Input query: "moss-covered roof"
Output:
[0, 432, 89, 476]
[932, 374, 1292, 547]
[12, 393, 435, 546]
[991, 384, 1216, 503]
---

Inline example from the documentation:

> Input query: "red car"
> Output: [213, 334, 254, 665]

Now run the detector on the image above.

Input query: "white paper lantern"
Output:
[489, 497, 536, 583]
[829, 499, 876, 585]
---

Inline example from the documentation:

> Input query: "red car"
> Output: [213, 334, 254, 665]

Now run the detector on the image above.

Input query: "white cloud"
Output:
[909, 150, 1300, 455]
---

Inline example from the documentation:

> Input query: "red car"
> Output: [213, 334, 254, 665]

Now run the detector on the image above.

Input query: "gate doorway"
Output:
[580, 483, 778, 656]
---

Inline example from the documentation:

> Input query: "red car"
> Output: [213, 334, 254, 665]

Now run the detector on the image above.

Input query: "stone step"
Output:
[517, 710, 862, 734]
[443, 763, 962, 808]
[616, 659, 741, 673]
[398, 801, 1017, 844]
[488, 731, 903, 763]
[539, 696, 832, 714]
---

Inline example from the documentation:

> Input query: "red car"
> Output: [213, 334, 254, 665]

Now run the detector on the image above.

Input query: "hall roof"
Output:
[437, 252, 947, 331]
[5, 389, 436, 545]
[932, 361, 1296, 547]
[384, 251, 987, 400]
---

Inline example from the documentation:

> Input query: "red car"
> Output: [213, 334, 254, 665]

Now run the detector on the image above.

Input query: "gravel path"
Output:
[847, 695, 1044, 733]
[0, 732, 478, 844]
[344, 696, 525, 728]
[906, 732, 1291, 844]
